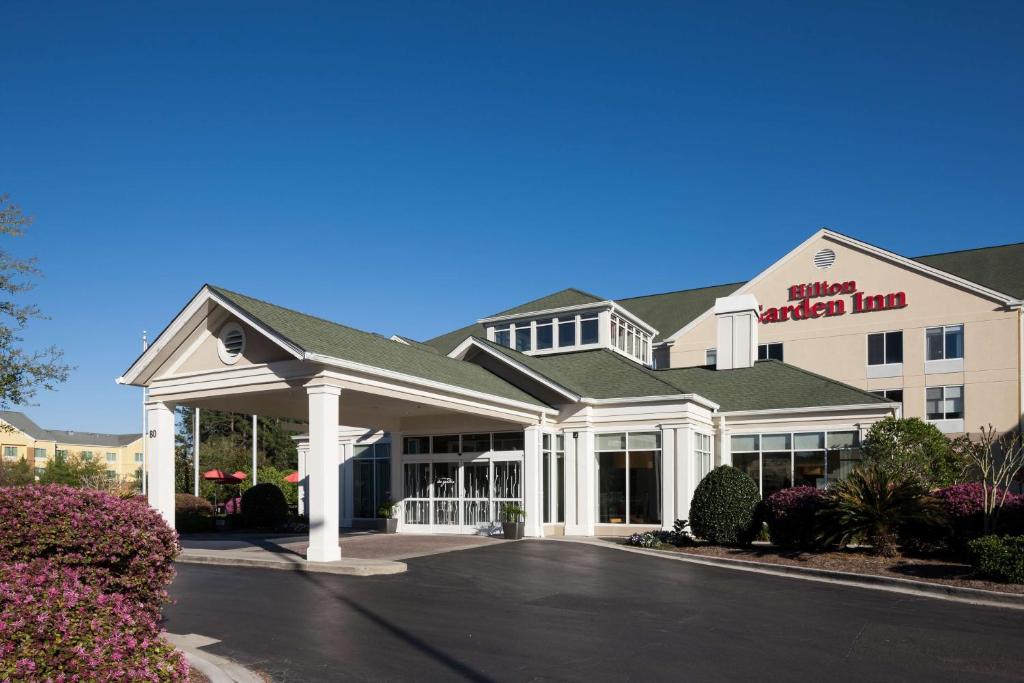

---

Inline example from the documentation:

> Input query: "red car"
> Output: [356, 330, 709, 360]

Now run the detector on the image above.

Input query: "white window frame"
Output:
[729, 429, 863, 496]
[594, 429, 663, 527]
[866, 330, 903, 379]
[694, 432, 713, 483]
[924, 324, 965, 374]
[705, 348, 717, 366]
[757, 342, 784, 362]
[925, 385, 965, 433]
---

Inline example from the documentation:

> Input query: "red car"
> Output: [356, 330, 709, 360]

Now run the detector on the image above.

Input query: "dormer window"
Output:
[536, 319, 554, 350]
[495, 325, 510, 348]
[515, 325, 531, 352]
[558, 318, 576, 346]
[610, 313, 649, 364]
[580, 315, 599, 345]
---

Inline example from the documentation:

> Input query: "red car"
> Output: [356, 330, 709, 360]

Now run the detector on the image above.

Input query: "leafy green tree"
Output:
[0, 194, 71, 414]
[861, 417, 967, 489]
[39, 453, 110, 487]
[0, 457, 34, 486]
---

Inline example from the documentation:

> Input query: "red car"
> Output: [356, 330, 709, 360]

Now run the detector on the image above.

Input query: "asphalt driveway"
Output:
[166, 540, 1024, 682]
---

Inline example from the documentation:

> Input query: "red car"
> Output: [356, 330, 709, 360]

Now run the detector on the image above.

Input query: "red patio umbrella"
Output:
[285, 471, 300, 484]
[203, 468, 243, 484]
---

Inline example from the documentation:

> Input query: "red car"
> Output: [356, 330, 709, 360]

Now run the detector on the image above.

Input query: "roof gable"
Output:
[617, 282, 744, 343]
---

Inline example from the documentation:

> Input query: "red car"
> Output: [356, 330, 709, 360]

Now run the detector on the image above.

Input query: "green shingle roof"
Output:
[914, 242, 1024, 300]
[617, 282, 744, 342]
[208, 286, 550, 409]
[489, 288, 606, 318]
[652, 360, 890, 412]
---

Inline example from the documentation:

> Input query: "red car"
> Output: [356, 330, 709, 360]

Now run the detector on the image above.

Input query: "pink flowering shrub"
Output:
[0, 485, 179, 614]
[933, 483, 1024, 545]
[763, 486, 826, 549]
[0, 561, 190, 682]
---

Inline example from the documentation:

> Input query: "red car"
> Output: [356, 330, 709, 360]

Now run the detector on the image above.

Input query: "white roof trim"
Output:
[584, 393, 720, 410]
[304, 351, 557, 416]
[665, 228, 1022, 342]
[447, 338, 581, 402]
[720, 402, 899, 417]
[117, 286, 304, 386]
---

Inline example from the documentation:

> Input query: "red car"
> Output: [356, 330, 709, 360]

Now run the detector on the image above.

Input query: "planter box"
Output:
[502, 521, 525, 540]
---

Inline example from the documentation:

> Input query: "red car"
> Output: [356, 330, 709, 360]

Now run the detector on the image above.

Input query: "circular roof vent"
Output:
[813, 248, 836, 269]
[217, 322, 246, 365]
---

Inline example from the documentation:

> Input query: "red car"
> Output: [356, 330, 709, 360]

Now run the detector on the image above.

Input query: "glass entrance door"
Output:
[462, 462, 490, 527]
[402, 459, 521, 533]
[432, 462, 459, 527]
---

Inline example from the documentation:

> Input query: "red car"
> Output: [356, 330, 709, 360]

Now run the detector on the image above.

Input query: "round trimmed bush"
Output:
[241, 483, 288, 529]
[968, 535, 1024, 583]
[0, 560, 190, 681]
[763, 486, 826, 549]
[175, 493, 214, 533]
[689, 465, 762, 546]
[0, 485, 179, 615]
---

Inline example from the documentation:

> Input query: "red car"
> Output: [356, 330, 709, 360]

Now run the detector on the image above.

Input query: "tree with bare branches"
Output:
[951, 425, 1024, 534]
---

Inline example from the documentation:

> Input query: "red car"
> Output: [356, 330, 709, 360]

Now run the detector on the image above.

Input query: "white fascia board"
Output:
[389, 335, 411, 345]
[117, 286, 305, 386]
[303, 351, 557, 416]
[446, 338, 581, 402]
[478, 300, 613, 324]
[665, 228, 1021, 343]
[584, 393, 720, 411]
[720, 402, 899, 417]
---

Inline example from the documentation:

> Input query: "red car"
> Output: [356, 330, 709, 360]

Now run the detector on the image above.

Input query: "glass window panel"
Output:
[944, 385, 964, 418]
[558, 319, 576, 347]
[375, 460, 390, 511]
[495, 327, 511, 348]
[463, 500, 490, 525]
[830, 447, 863, 481]
[794, 451, 826, 489]
[461, 433, 491, 453]
[515, 325, 532, 352]
[433, 435, 460, 454]
[596, 433, 627, 451]
[556, 453, 565, 523]
[945, 325, 964, 359]
[555, 434, 564, 451]
[793, 432, 824, 450]
[493, 461, 522, 498]
[628, 432, 661, 450]
[581, 317, 599, 345]
[761, 452, 792, 498]
[536, 321, 553, 350]
[354, 445, 373, 459]
[628, 451, 661, 524]
[376, 443, 390, 459]
[926, 387, 943, 420]
[768, 343, 783, 361]
[867, 333, 885, 366]
[353, 460, 374, 518]
[925, 327, 944, 360]
[543, 452, 551, 523]
[598, 452, 627, 523]
[404, 500, 429, 524]
[434, 500, 459, 525]
[404, 436, 430, 455]
[761, 434, 791, 451]
[826, 431, 859, 449]
[731, 452, 759, 490]
[432, 462, 458, 499]
[493, 432, 525, 451]
[885, 331, 903, 363]
[542, 433, 551, 451]
[731, 434, 759, 452]
[706, 349, 717, 366]
[404, 463, 429, 498]
[758, 344, 767, 361]
[463, 462, 490, 498]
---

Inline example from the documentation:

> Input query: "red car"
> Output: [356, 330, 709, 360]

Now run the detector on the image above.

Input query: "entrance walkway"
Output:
[177, 531, 506, 575]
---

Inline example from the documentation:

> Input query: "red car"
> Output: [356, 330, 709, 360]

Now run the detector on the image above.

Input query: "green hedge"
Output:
[240, 483, 288, 529]
[968, 535, 1024, 583]
[689, 466, 761, 546]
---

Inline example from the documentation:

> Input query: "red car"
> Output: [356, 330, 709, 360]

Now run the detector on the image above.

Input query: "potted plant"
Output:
[376, 500, 399, 533]
[501, 503, 526, 540]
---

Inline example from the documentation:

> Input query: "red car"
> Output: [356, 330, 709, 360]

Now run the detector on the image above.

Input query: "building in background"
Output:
[0, 411, 143, 481]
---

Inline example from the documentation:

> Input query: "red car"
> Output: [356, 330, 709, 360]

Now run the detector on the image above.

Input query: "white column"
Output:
[575, 428, 595, 535]
[193, 407, 200, 496]
[563, 431, 577, 532]
[676, 427, 694, 522]
[251, 414, 258, 485]
[146, 402, 175, 528]
[660, 427, 676, 530]
[390, 430, 404, 532]
[306, 385, 341, 562]
[522, 425, 542, 537]
[717, 416, 731, 467]
[297, 444, 308, 517]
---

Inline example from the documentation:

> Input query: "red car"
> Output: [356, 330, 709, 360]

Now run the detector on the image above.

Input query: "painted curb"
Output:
[555, 537, 1024, 611]
[164, 634, 263, 683]
[176, 550, 407, 576]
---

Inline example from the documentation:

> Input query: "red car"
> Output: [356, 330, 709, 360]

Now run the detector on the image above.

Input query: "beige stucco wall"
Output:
[667, 234, 1022, 433]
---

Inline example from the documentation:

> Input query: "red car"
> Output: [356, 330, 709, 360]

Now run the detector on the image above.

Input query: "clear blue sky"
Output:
[1, 1, 1021, 433]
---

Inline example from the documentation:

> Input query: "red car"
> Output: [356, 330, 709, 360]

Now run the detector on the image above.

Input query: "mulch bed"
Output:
[639, 542, 1024, 596]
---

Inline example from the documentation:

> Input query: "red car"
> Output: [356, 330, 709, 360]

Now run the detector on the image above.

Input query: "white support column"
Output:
[717, 415, 731, 467]
[523, 425, 543, 537]
[306, 385, 342, 562]
[676, 427, 694, 522]
[251, 414, 258, 485]
[193, 407, 200, 497]
[390, 430, 404, 532]
[563, 431, 578, 533]
[660, 427, 676, 530]
[297, 444, 308, 517]
[574, 428, 595, 535]
[146, 402, 175, 528]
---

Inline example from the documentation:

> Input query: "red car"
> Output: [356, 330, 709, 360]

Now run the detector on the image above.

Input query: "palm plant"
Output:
[818, 462, 947, 557]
